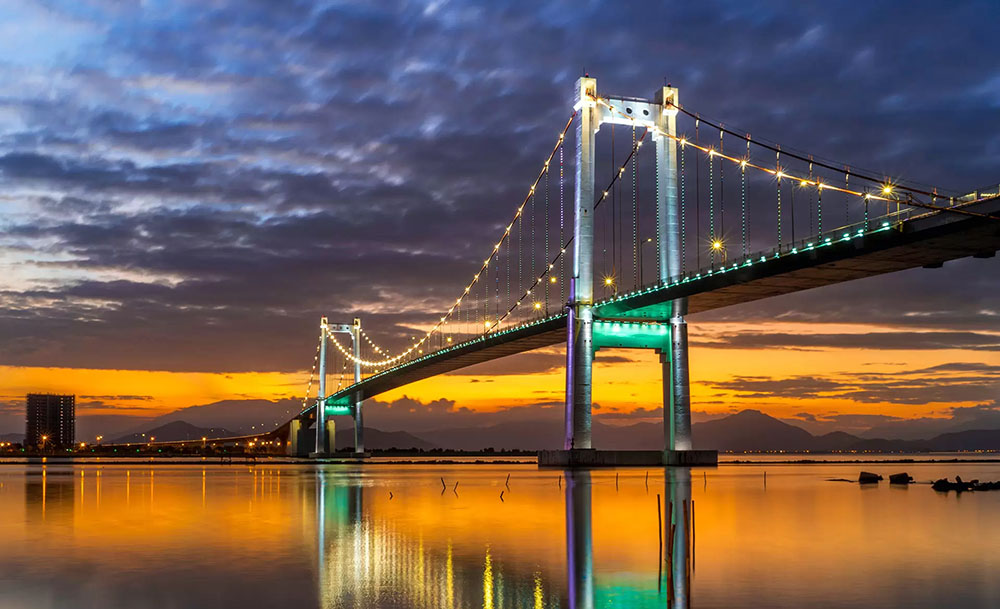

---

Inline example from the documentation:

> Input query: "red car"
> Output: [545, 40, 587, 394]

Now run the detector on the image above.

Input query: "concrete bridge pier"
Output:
[564, 77, 598, 452]
[311, 317, 331, 457]
[286, 419, 312, 457]
[352, 318, 366, 455]
[656, 86, 715, 467]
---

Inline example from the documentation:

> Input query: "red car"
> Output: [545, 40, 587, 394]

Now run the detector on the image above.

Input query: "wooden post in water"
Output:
[683, 499, 691, 578]
[668, 523, 676, 603]
[691, 498, 695, 571]
[657, 493, 663, 590]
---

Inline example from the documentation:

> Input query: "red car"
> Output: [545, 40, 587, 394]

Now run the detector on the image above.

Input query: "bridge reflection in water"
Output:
[12, 463, 1000, 607]
[313, 468, 694, 609]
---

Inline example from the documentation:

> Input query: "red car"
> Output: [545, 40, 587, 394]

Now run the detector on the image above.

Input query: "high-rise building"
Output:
[26, 394, 75, 447]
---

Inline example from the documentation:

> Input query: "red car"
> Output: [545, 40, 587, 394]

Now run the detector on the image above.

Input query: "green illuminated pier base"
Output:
[541, 319, 718, 467]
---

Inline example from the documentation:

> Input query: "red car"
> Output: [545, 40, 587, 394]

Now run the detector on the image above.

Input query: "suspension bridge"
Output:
[261, 76, 1000, 464]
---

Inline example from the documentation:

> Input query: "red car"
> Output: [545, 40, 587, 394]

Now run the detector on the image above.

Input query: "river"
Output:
[0, 458, 997, 608]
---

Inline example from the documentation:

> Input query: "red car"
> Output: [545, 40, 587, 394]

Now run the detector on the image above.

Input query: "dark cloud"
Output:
[707, 361, 1000, 407]
[0, 0, 997, 386]
[79, 395, 154, 401]
[695, 330, 1000, 352]
[361, 395, 563, 433]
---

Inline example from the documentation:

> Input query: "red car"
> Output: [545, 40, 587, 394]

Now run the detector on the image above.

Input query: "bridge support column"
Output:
[654, 85, 699, 459]
[352, 317, 365, 454]
[665, 317, 692, 451]
[315, 317, 329, 456]
[565, 76, 598, 451]
[287, 419, 311, 457]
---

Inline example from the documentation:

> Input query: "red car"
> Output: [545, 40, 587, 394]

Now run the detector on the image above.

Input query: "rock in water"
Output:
[889, 472, 913, 484]
[931, 477, 986, 492]
[858, 471, 883, 484]
[932, 478, 950, 491]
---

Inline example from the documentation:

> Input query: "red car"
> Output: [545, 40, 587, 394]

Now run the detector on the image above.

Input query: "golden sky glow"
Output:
[3, 321, 997, 430]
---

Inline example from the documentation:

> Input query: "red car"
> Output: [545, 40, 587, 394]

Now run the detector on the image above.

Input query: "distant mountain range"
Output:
[333, 427, 435, 451]
[6, 405, 1000, 452]
[0, 432, 23, 444]
[110, 420, 435, 450]
[382, 409, 1000, 452]
[113, 420, 237, 444]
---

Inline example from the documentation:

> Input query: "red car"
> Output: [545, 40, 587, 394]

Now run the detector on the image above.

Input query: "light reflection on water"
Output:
[0, 460, 998, 608]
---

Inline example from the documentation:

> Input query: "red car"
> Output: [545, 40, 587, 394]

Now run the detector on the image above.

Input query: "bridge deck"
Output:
[599, 197, 1000, 319]
[299, 196, 1000, 424]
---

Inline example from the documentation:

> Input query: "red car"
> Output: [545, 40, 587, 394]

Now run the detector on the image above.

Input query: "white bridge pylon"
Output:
[312, 316, 364, 456]
[567, 76, 692, 456]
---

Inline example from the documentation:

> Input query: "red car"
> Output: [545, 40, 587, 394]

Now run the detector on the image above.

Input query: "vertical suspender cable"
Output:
[845, 169, 850, 227]
[695, 118, 701, 269]
[495, 242, 499, 326]
[544, 154, 548, 312]
[618, 128, 623, 276]
[719, 128, 724, 255]
[603, 129, 610, 280]
[611, 125, 617, 282]
[790, 171, 796, 245]
[632, 124, 638, 286]
[776, 148, 782, 250]
[742, 134, 749, 257]
[680, 138, 687, 273]
[518, 195, 523, 315]
[559, 139, 565, 305]
[808, 160, 814, 237]
[709, 141, 715, 265]
[817, 178, 823, 236]
[505, 228, 510, 324]
[656, 126, 661, 279]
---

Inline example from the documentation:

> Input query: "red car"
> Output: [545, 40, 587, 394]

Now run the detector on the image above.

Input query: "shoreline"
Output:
[2, 456, 1000, 466]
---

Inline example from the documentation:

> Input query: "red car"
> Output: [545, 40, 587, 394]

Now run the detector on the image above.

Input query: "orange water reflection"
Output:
[1, 461, 999, 608]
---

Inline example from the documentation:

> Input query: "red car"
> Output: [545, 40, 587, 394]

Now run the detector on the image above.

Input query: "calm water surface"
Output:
[1, 460, 998, 608]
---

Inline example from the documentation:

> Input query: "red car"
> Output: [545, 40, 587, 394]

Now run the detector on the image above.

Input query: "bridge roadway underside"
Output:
[345, 315, 568, 403]
[289, 196, 1000, 435]
[598, 197, 1000, 319]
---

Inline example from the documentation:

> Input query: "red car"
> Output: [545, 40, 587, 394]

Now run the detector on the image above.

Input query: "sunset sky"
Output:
[1, 0, 999, 440]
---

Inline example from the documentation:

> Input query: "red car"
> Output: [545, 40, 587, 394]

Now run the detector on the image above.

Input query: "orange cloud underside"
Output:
[2, 321, 997, 421]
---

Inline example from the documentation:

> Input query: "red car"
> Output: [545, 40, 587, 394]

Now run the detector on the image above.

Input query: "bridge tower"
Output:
[307, 317, 359, 457]
[351, 317, 365, 454]
[561, 76, 708, 466]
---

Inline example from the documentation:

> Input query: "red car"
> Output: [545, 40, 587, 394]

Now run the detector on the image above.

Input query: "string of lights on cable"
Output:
[325, 112, 579, 368]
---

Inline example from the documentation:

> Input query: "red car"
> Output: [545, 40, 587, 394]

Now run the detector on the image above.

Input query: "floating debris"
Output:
[932, 476, 1000, 492]
[858, 471, 883, 484]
